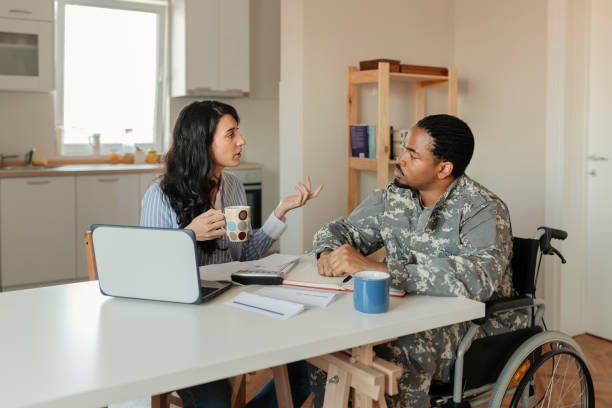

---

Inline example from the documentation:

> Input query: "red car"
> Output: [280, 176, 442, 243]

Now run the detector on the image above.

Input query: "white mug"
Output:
[89, 133, 101, 155]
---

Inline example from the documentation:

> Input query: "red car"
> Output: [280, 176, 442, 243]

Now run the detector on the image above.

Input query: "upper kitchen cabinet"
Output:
[0, 0, 54, 92]
[171, 0, 249, 97]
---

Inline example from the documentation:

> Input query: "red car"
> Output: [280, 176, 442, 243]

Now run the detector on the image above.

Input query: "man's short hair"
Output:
[416, 114, 474, 178]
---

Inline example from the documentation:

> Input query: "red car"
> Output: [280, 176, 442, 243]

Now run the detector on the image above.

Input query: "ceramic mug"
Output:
[224, 206, 250, 242]
[353, 271, 390, 314]
[89, 133, 101, 156]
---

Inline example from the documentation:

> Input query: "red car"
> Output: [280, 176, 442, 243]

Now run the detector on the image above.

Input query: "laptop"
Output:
[91, 224, 232, 304]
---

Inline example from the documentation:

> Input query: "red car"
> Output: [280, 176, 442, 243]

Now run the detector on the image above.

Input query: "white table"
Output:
[0, 258, 484, 407]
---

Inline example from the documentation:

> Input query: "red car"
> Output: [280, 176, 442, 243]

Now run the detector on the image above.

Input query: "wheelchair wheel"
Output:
[488, 330, 590, 407]
[508, 347, 594, 407]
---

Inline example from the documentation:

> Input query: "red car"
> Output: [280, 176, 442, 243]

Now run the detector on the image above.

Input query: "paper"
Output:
[246, 254, 300, 272]
[200, 254, 300, 282]
[256, 286, 338, 309]
[227, 292, 304, 319]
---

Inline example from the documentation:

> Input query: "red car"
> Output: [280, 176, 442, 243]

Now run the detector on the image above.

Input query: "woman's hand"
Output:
[185, 209, 226, 241]
[274, 176, 323, 220]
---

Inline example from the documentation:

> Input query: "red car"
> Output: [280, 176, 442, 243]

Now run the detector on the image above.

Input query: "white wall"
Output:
[280, 0, 454, 254]
[453, 0, 548, 238]
[0, 91, 56, 158]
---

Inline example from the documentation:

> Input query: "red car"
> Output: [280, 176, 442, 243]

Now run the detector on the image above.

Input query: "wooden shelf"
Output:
[349, 157, 398, 171]
[346, 62, 458, 213]
[350, 69, 449, 85]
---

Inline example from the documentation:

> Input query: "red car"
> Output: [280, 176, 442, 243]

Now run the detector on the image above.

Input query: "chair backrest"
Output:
[511, 237, 540, 296]
[84, 230, 98, 281]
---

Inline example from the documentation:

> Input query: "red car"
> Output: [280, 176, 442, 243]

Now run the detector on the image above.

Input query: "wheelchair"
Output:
[429, 227, 595, 407]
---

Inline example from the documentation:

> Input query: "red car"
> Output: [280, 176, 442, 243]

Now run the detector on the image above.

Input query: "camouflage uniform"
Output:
[310, 175, 523, 407]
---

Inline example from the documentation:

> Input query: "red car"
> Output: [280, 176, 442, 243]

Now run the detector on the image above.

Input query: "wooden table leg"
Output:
[323, 363, 351, 408]
[272, 364, 294, 408]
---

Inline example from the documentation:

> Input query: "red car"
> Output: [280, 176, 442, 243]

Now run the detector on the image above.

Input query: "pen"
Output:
[342, 275, 352, 284]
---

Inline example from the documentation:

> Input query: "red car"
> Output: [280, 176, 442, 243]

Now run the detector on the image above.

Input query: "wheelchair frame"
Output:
[430, 227, 594, 408]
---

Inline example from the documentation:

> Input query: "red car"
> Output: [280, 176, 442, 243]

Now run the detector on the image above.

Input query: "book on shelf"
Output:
[349, 124, 369, 158]
[282, 274, 406, 298]
[367, 125, 376, 158]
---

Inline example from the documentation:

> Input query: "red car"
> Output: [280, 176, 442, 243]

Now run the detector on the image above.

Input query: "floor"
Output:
[110, 334, 610, 407]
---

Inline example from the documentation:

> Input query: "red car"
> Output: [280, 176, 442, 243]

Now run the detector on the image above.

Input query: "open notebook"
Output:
[282, 274, 406, 297]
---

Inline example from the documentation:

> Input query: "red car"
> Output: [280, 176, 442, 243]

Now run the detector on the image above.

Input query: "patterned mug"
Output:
[224, 206, 250, 242]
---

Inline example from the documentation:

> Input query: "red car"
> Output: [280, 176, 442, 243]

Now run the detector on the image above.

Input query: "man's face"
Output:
[393, 127, 442, 190]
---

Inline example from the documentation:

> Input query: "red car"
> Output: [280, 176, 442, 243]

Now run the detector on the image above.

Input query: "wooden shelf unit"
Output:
[347, 62, 458, 212]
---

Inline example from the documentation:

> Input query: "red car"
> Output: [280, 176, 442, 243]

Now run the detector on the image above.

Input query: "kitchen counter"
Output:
[0, 162, 262, 178]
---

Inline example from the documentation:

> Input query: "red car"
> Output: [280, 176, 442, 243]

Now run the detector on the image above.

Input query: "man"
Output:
[311, 114, 518, 407]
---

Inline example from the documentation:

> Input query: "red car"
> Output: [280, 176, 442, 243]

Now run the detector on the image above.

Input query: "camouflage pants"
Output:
[308, 323, 468, 408]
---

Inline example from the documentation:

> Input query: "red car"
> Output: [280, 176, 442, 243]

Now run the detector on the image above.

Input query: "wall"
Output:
[280, 0, 454, 254]
[0, 90, 56, 158]
[453, 0, 547, 238]
[172, 0, 281, 223]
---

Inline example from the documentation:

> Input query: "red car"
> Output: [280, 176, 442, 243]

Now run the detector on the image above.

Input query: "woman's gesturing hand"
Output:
[274, 176, 323, 220]
[185, 209, 226, 241]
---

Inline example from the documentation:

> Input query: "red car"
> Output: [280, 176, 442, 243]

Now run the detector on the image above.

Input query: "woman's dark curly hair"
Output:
[161, 100, 239, 254]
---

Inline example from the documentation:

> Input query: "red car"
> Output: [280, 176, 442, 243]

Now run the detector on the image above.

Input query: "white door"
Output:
[586, 0, 612, 340]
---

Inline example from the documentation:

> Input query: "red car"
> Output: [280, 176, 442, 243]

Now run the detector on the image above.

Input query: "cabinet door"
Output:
[0, 18, 54, 91]
[0, 177, 76, 288]
[218, 0, 249, 93]
[185, 0, 219, 92]
[75, 174, 140, 278]
[0, 0, 54, 21]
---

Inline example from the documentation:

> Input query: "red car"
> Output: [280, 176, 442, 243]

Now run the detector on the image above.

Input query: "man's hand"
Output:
[317, 244, 387, 276]
[317, 250, 334, 276]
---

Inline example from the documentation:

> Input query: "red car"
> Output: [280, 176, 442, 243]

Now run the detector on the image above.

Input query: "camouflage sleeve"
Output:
[312, 189, 385, 256]
[387, 200, 512, 302]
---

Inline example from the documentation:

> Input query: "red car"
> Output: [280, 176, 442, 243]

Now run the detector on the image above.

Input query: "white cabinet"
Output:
[0, 0, 53, 21]
[171, 0, 249, 97]
[0, 0, 54, 91]
[75, 174, 140, 278]
[0, 177, 76, 288]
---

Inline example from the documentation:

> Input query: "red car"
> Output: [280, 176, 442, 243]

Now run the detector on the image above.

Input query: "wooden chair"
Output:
[84, 230, 247, 408]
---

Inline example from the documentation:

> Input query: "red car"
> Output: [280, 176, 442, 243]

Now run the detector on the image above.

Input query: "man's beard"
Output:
[393, 164, 412, 189]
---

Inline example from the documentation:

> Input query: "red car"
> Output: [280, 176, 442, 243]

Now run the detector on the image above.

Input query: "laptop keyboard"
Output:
[200, 286, 219, 297]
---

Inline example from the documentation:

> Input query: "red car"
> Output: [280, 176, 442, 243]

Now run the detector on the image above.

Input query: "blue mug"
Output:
[353, 271, 390, 314]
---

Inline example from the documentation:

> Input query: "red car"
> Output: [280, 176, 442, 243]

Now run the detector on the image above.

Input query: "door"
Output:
[586, 0, 612, 340]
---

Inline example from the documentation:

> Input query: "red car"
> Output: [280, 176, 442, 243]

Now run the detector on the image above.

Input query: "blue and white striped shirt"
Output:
[140, 171, 286, 265]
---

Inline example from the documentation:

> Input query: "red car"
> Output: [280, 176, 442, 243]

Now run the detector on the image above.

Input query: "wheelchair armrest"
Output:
[472, 296, 534, 325]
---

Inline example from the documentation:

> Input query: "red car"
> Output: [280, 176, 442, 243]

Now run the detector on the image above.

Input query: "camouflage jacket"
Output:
[312, 175, 513, 302]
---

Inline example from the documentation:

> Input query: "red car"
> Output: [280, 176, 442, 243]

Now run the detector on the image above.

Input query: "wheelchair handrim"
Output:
[488, 330, 587, 407]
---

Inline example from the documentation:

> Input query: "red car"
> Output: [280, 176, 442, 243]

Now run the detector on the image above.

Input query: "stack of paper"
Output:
[227, 292, 304, 319]
[200, 254, 300, 282]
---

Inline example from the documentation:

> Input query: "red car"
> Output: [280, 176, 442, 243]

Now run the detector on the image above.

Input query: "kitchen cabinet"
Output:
[75, 174, 140, 278]
[171, 0, 249, 97]
[0, 177, 76, 288]
[0, 0, 54, 91]
[0, 0, 53, 21]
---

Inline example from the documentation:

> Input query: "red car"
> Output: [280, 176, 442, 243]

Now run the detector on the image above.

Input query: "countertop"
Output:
[0, 162, 262, 178]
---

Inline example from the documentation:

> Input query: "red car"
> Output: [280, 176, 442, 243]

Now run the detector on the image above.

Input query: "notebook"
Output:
[282, 274, 406, 297]
[91, 224, 232, 304]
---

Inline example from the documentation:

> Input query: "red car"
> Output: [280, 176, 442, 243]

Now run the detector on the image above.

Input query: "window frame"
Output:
[55, 0, 167, 156]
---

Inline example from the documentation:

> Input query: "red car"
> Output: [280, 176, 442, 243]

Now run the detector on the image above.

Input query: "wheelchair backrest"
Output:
[511, 237, 540, 296]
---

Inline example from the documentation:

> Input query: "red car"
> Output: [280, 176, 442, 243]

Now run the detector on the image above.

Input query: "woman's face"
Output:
[210, 114, 245, 170]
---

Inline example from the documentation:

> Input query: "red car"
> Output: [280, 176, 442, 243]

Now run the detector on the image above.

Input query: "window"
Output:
[56, 0, 166, 155]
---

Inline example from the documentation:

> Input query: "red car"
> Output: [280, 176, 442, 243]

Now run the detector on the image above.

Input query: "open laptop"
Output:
[91, 224, 232, 304]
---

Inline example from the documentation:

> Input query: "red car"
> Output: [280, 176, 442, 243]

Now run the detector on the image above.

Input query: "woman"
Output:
[140, 100, 321, 407]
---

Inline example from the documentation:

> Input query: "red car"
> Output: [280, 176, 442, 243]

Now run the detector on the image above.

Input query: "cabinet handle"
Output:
[9, 9, 33, 15]
[97, 178, 119, 183]
[26, 180, 51, 185]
